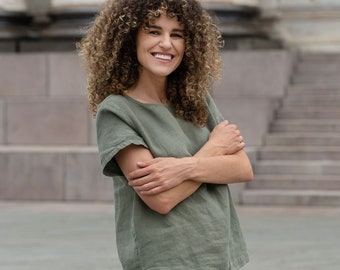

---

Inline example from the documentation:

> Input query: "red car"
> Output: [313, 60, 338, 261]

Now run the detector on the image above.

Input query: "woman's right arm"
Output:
[115, 144, 201, 215]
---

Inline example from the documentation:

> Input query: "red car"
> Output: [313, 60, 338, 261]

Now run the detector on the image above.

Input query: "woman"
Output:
[78, 0, 253, 269]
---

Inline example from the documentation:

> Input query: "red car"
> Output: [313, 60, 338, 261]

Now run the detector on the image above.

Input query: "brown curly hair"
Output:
[78, 0, 224, 126]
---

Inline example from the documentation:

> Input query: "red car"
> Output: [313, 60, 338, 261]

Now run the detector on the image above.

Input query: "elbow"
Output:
[234, 151, 254, 183]
[245, 170, 254, 182]
[144, 194, 175, 215]
[234, 159, 254, 183]
[241, 154, 254, 182]
[152, 205, 172, 215]
[243, 164, 254, 183]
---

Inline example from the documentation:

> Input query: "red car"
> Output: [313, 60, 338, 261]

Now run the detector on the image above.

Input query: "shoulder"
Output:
[205, 93, 225, 124]
[97, 95, 137, 120]
[96, 95, 135, 127]
[205, 93, 219, 113]
[205, 93, 216, 107]
[98, 94, 128, 112]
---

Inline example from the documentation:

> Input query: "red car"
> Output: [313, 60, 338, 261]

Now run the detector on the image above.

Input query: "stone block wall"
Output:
[0, 146, 113, 201]
[0, 53, 93, 146]
[0, 52, 112, 201]
[0, 50, 294, 202]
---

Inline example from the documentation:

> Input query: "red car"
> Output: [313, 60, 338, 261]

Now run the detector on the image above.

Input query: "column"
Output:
[259, 0, 340, 52]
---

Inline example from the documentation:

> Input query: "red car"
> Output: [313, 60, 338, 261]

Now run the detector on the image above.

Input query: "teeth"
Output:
[154, 54, 172, 60]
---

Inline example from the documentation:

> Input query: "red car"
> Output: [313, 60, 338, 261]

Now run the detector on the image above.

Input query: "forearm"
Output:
[140, 145, 217, 214]
[186, 150, 254, 184]
[184, 121, 253, 184]
[133, 141, 224, 214]
[141, 179, 200, 214]
[128, 135, 251, 195]
[115, 144, 201, 215]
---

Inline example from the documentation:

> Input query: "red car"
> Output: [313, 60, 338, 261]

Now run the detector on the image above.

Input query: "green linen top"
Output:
[96, 94, 249, 270]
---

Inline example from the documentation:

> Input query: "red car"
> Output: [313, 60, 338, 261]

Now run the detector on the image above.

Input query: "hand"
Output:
[127, 157, 194, 195]
[207, 120, 245, 155]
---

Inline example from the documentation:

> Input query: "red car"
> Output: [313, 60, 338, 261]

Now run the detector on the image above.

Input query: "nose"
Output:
[159, 34, 172, 50]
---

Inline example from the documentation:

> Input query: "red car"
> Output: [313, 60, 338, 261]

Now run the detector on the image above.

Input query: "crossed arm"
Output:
[115, 120, 254, 215]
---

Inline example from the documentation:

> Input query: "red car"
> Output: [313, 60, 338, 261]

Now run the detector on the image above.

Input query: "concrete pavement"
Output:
[1, 202, 340, 270]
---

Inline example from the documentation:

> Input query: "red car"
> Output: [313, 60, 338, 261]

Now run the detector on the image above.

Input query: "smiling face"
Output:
[136, 13, 185, 79]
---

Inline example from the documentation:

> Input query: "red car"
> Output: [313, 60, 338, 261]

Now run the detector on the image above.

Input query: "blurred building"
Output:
[2, 0, 340, 52]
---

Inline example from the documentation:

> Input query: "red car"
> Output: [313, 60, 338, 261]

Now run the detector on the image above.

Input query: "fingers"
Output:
[224, 122, 243, 142]
[239, 135, 245, 146]
[127, 166, 149, 181]
[220, 120, 229, 126]
[137, 185, 168, 195]
[129, 176, 170, 195]
[127, 164, 169, 194]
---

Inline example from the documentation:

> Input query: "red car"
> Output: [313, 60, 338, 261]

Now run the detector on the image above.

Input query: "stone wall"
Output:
[0, 53, 113, 201]
[0, 53, 94, 145]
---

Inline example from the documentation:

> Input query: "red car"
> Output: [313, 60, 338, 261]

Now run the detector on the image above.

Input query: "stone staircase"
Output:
[242, 52, 340, 206]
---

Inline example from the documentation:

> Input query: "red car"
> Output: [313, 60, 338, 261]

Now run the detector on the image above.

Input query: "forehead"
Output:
[148, 13, 183, 29]
[145, 7, 182, 24]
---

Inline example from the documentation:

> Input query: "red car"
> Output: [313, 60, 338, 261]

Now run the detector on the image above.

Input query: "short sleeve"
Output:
[96, 100, 147, 177]
[206, 94, 225, 125]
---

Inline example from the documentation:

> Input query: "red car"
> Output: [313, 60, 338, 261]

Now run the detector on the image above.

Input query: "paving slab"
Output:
[1, 202, 340, 270]
[240, 206, 340, 270]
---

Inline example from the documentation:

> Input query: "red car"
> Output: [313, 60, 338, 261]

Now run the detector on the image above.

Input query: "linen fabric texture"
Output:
[96, 94, 249, 270]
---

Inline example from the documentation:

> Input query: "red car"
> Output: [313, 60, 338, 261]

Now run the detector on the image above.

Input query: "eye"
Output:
[148, 30, 160, 36]
[171, 33, 184, 39]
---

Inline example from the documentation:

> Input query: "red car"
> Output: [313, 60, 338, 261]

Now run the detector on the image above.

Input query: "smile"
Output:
[152, 53, 173, 61]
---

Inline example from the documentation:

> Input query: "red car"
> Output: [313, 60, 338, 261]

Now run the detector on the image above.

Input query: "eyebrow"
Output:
[149, 24, 184, 32]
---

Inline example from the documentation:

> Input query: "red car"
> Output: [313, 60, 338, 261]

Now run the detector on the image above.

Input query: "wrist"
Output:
[181, 157, 199, 181]
[199, 141, 225, 157]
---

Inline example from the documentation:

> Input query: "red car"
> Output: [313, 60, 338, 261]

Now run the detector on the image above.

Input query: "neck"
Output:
[127, 71, 168, 104]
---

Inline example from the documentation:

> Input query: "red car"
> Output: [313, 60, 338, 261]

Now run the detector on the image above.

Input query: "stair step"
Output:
[283, 99, 340, 107]
[283, 96, 340, 106]
[241, 189, 340, 206]
[0, 146, 112, 201]
[277, 107, 340, 119]
[299, 52, 340, 61]
[271, 119, 340, 132]
[296, 64, 340, 75]
[259, 146, 340, 160]
[265, 132, 340, 146]
[250, 174, 340, 190]
[281, 106, 340, 111]
[293, 62, 340, 73]
[254, 160, 340, 175]
[292, 75, 340, 84]
[287, 84, 340, 94]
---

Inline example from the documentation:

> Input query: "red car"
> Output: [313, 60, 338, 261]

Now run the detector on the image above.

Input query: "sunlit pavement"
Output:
[1, 202, 340, 270]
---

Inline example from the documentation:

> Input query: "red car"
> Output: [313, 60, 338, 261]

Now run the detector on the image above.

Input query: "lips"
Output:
[152, 53, 173, 61]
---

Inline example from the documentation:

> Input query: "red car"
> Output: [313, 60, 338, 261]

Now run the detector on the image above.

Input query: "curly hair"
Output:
[78, 0, 224, 126]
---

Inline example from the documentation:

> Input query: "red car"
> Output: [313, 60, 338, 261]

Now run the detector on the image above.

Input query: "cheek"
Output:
[136, 42, 148, 63]
[177, 42, 185, 59]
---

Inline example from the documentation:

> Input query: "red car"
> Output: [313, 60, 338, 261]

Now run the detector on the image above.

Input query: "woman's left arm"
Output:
[128, 121, 253, 195]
